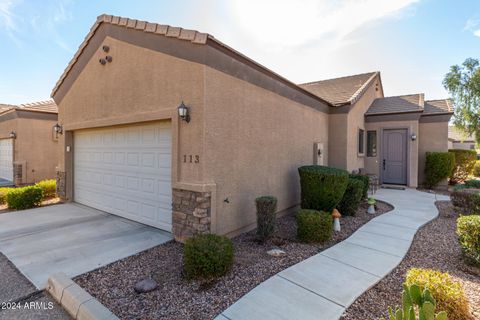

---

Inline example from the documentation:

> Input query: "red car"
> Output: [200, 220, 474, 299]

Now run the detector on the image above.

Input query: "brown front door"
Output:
[382, 129, 407, 185]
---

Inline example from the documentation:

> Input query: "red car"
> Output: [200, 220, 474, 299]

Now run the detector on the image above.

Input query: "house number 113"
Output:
[183, 155, 200, 163]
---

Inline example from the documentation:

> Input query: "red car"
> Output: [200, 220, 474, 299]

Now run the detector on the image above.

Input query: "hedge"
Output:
[405, 268, 471, 320]
[338, 178, 364, 216]
[474, 160, 480, 177]
[464, 179, 480, 189]
[349, 174, 369, 199]
[183, 234, 234, 280]
[451, 188, 480, 215]
[255, 196, 277, 242]
[449, 149, 477, 184]
[298, 165, 349, 212]
[35, 179, 56, 199]
[6, 186, 43, 210]
[296, 209, 332, 243]
[0, 187, 11, 205]
[457, 215, 480, 266]
[424, 152, 455, 188]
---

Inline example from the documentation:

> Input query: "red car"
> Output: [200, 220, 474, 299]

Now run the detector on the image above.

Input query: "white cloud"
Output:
[228, 0, 419, 48]
[474, 29, 480, 37]
[464, 17, 480, 37]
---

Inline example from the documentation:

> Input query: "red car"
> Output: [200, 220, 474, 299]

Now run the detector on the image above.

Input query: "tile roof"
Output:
[51, 14, 330, 107]
[423, 99, 453, 115]
[299, 72, 379, 106]
[449, 126, 474, 142]
[366, 94, 424, 115]
[17, 100, 58, 114]
[0, 104, 15, 114]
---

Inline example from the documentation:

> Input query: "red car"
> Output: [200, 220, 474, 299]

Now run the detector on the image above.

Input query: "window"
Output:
[470, 145, 475, 150]
[358, 129, 365, 155]
[367, 130, 377, 157]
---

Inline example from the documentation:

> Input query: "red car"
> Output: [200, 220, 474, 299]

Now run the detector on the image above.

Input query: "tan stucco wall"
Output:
[418, 121, 449, 186]
[345, 76, 383, 171]
[365, 119, 419, 187]
[56, 37, 207, 200]
[328, 114, 348, 169]
[0, 116, 58, 184]
[203, 67, 329, 236]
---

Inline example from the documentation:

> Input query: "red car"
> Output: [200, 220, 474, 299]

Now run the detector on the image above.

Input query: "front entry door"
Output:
[382, 129, 407, 185]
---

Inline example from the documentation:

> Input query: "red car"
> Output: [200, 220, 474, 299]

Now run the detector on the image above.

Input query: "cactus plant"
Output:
[381, 284, 447, 320]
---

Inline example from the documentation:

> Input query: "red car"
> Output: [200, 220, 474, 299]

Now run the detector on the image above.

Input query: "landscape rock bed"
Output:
[75, 201, 392, 320]
[341, 201, 480, 320]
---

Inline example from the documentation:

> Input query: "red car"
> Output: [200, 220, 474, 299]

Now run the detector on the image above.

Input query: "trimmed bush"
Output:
[449, 149, 477, 184]
[338, 178, 364, 216]
[451, 188, 480, 215]
[35, 179, 56, 199]
[296, 209, 332, 243]
[457, 215, 480, 266]
[298, 165, 349, 212]
[349, 174, 369, 199]
[424, 152, 455, 188]
[474, 160, 480, 177]
[6, 186, 43, 210]
[255, 196, 277, 242]
[405, 268, 471, 320]
[0, 187, 11, 205]
[183, 234, 234, 280]
[464, 179, 480, 189]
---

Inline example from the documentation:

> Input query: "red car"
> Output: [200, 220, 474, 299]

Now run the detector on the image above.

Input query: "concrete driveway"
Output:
[0, 203, 172, 289]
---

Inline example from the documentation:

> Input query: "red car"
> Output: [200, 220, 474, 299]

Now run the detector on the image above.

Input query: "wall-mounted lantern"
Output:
[53, 123, 63, 135]
[9, 131, 16, 139]
[411, 133, 417, 141]
[178, 101, 190, 123]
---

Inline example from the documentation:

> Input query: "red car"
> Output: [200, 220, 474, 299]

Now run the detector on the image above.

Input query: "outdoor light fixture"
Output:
[411, 133, 417, 141]
[9, 131, 16, 139]
[53, 123, 63, 135]
[178, 101, 190, 123]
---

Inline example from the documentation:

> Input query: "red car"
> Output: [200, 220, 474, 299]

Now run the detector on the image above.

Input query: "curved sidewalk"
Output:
[216, 188, 449, 320]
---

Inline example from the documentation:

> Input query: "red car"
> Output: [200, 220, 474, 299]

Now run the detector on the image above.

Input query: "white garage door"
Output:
[0, 139, 13, 182]
[74, 121, 172, 231]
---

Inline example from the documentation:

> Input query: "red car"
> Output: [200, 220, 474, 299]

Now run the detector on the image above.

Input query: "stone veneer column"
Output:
[56, 171, 66, 198]
[172, 188, 211, 242]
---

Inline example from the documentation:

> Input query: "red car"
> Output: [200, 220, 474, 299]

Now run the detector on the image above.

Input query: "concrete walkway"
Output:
[0, 203, 172, 289]
[217, 188, 449, 320]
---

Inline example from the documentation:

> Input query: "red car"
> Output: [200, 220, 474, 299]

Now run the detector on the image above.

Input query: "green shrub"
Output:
[424, 152, 455, 188]
[451, 189, 480, 214]
[449, 149, 477, 184]
[464, 179, 480, 189]
[183, 234, 234, 280]
[255, 196, 277, 242]
[0, 187, 11, 205]
[296, 209, 332, 243]
[35, 179, 56, 199]
[457, 215, 480, 266]
[405, 268, 471, 320]
[382, 283, 447, 320]
[349, 174, 369, 199]
[298, 165, 349, 212]
[474, 160, 480, 177]
[338, 178, 364, 216]
[6, 186, 44, 210]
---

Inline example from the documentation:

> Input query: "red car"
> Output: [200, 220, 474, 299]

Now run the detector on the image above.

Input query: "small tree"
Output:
[443, 58, 480, 145]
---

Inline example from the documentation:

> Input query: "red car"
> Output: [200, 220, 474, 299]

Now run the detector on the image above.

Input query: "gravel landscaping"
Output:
[341, 201, 480, 320]
[75, 201, 392, 320]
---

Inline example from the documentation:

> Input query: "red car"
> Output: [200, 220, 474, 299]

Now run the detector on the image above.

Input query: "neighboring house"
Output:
[0, 100, 59, 185]
[448, 126, 479, 156]
[51, 14, 452, 241]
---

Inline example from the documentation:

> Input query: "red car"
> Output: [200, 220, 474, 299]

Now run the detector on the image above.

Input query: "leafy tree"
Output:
[443, 58, 480, 143]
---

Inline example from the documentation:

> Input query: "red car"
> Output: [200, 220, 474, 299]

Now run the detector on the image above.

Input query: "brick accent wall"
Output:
[172, 188, 211, 242]
[56, 171, 66, 198]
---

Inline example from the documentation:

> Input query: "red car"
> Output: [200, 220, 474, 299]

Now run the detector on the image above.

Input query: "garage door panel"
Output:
[0, 139, 13, 182]
[74, 122, 172, 231]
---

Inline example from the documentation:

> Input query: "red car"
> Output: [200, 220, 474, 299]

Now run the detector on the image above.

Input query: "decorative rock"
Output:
[134, 278, 158, 293]
[267, 248, 286, 257]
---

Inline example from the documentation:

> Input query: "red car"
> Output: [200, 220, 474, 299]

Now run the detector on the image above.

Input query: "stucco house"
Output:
[448, 126, 479, 157]
[51, 14, 452, 241]
[0, 100, 59, 185]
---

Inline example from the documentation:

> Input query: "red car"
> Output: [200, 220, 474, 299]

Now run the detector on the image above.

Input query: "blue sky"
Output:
[0, 0, 479, 104]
